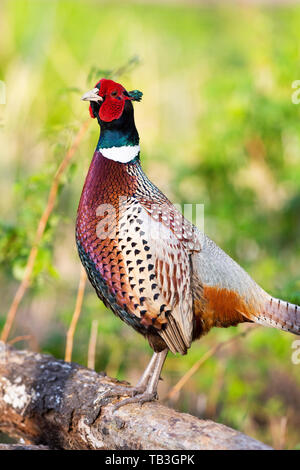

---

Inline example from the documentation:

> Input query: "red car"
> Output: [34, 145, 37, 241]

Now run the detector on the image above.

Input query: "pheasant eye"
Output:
[111, 91, 118, 97]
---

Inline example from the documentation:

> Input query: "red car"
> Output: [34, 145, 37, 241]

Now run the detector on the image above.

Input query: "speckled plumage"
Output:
[77, 78, 300, 363]
[76, 152, 201, 353]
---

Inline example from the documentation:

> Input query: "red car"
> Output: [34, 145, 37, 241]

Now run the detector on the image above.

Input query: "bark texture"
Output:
[0, 443, 50, 450]
[0, 341, 272, 450]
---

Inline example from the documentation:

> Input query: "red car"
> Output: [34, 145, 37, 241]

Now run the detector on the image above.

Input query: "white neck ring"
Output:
[100, 145, 140, 163]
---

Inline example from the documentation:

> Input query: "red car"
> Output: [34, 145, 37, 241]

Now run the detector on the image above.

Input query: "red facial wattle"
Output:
[99, 97, 125, 122]
[89, 79, 133, 122]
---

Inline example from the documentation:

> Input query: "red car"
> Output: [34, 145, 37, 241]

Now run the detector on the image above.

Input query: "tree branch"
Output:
[0, 342, 272, 450]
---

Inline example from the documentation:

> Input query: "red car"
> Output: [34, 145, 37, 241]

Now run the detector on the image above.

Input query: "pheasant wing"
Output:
[117, 198, 200, 354]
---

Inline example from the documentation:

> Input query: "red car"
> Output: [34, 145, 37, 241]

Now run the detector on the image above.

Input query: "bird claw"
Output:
[112, 391, 157, 412]
[101, 384, 146, 401]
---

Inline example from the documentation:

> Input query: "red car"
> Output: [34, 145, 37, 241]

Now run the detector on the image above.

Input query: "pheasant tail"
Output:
[192, 233, 300, 337]
[252, 295, 300, 334]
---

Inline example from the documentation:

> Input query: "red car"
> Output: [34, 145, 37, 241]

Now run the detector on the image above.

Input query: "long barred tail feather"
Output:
[254, 295, 300, 335]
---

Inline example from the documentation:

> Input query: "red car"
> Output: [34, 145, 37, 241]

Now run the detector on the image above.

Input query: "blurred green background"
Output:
[0, 0, 300, 449]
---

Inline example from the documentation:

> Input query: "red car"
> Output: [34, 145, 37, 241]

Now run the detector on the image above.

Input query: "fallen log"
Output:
[0, 443, 50, 450]
[0, 341, 271, 450]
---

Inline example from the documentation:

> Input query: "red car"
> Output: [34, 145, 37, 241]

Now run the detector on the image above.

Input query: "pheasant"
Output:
[76, 78, 300, 407]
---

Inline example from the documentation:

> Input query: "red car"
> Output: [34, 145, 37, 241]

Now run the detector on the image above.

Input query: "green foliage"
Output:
[0, 0, 300, 448]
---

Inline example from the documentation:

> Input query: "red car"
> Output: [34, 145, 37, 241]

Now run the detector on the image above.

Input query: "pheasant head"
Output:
[81, 78, 143, 162]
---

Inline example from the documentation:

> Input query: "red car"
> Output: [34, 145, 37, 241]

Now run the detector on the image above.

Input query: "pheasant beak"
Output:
[81, 88, 103, 102]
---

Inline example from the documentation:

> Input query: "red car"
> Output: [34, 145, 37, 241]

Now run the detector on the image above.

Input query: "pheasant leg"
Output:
[101, 350, 164, 401]
[112, 349, 168, 411]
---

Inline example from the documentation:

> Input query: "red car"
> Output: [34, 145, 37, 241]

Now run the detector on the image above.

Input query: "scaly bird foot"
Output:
[101, 384, 147, 401]
[112, 391, 157, 412]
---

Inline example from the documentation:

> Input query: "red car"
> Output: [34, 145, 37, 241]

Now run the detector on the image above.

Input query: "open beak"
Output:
[81, 88, 103, 102]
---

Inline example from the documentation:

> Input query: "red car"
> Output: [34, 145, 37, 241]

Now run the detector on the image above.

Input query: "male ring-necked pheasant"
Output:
[76, 78, 300, 407]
